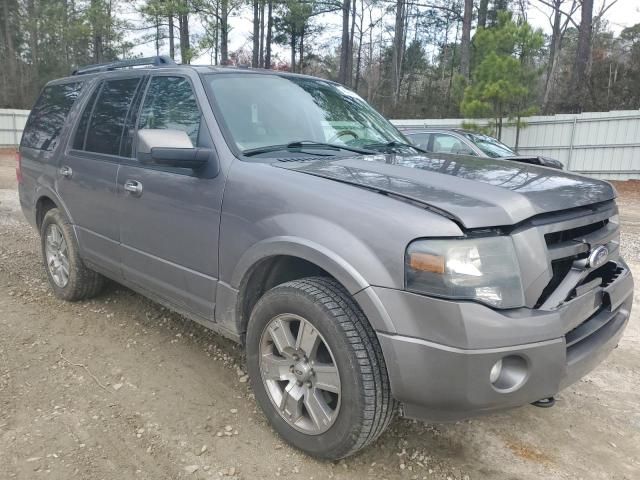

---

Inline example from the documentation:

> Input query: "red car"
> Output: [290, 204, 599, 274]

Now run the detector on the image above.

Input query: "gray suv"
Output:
[18, 57, 634, 459]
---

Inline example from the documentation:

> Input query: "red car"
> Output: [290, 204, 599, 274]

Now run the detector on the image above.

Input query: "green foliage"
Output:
[3, 0, 640, 117]
[461, 12, 543, 138]
[0, 0, 133, 108]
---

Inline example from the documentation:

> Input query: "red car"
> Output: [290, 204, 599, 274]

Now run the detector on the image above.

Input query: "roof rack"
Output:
[71, 56, 177, 76]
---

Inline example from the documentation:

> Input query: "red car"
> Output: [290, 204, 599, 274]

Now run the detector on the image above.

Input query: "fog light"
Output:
[489, 359, 503, 384]
[489, 355, 529, 392]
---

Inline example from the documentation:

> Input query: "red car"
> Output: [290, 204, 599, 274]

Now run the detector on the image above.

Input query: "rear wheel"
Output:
[40, 208, 105, 301]
[246, 277, 395, 459]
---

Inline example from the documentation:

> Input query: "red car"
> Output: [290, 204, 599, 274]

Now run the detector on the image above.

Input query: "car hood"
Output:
[273, 153, 616, 229]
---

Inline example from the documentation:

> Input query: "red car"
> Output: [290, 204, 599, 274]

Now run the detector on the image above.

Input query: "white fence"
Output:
[0, 109, 29, 147]
[3, 107, 640, 179]
[392, 110, 640, 180]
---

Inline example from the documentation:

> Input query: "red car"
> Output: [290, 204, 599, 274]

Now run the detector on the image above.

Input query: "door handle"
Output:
[59, 166, 73, 178]
[124, 180, 143, 195]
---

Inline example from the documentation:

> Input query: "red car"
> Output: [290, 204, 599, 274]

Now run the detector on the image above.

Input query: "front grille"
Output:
[544, 220, 608, 247]
[533, 203, 620, 309]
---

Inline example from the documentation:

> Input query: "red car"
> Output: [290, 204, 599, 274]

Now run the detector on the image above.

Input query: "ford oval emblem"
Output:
[588, 245, 609, 268]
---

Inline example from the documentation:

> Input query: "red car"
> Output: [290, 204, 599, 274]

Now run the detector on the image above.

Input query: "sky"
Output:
[127, 0, 640, 65]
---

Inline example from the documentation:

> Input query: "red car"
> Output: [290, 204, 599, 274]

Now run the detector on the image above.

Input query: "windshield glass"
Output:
[463, 132, 516, 158]
[204, 73, 407, 154]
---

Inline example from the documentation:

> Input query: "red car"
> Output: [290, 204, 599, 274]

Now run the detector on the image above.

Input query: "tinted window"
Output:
[432, 133, 475, 155]
[84, 78, 141, 155]
[120, 78, 148, 157]
[21, 82, 83, 151]
[72, 87, 100, 150]
[139, 76, 201, 145]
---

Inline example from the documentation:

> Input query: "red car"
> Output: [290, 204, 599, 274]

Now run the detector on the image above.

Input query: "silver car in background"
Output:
[400, 127, 565, 169]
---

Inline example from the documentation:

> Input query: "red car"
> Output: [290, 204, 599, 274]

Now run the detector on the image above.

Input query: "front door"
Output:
[117, 74, 224, 320]
[58, 75, 145, 278]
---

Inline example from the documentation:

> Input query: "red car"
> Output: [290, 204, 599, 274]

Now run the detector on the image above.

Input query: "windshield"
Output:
[462, 132, 516, 158]
[204, 73, 407, 155]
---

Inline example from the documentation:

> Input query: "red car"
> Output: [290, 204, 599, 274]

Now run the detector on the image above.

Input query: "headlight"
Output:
[405, 237, 525, 309]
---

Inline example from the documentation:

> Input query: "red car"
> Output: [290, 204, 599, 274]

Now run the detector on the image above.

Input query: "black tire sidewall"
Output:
[246, 284, 368, 459]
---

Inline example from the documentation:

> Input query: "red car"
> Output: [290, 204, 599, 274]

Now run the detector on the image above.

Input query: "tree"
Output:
[338, 0, 351, 83]
[568, 0, 593, 111]
[461, 12, 544, 138]
[265, 0, 273, 67]
[478, 0, 489, 28]
[534, 0, 578, 111]
[3, 0, 636, 116]
[460, 0, 472, 79]
[0, 0, 128, 108]
[391, 0, 407, 105]
[252, 0, 260, 66]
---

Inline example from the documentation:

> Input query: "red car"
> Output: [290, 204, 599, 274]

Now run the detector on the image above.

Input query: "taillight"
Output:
[15, 151, 23, 184]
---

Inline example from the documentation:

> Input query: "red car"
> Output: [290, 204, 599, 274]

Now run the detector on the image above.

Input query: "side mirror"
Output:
[137, 129, 215, 170]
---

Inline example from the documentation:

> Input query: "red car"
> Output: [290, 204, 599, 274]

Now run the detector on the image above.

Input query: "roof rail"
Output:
[71, 56, 177, 76]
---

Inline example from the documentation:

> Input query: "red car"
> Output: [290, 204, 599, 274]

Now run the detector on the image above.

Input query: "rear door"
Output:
[116, 73, 224, 321]
[58, 74, 146, 278]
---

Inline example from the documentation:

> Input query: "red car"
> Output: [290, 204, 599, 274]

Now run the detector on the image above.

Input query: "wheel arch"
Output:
[35, 196, 58, 230]
[229, 237, 396, 337]
[34, 186, 74, 230]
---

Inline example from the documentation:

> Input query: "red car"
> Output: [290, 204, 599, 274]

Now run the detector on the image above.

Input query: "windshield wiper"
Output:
[363, 141, 427, 154]
[242, 141, 375, 157]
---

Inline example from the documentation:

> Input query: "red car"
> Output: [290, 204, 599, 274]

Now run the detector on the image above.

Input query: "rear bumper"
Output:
[373, 262, 633, 422]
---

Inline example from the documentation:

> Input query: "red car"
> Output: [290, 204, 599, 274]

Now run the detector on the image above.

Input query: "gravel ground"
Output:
[612, 181, 640, 264]
[1, 153, 639, 480]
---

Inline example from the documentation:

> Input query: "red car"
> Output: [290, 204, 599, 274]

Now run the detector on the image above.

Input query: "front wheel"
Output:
[246, 277, 395, 459]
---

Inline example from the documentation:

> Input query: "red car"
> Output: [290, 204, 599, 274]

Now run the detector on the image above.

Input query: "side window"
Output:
[76, 78, 141, 156]
[432, 134, 475, 155]
[21, 82, 83, 151]
[407, 133, 430, 150]
[120, 78, 148, 158]
[138, 76, 201, 145]
[72, 86, 100, 150]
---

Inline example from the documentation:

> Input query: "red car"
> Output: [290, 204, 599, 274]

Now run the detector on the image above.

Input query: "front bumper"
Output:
[369, 261, 633, 422]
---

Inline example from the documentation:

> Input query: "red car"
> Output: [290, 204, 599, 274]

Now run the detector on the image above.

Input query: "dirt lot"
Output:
[1, 152, 639, 480]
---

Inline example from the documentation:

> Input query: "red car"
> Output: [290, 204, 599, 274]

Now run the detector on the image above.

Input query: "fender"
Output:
[223, 236, 397, 335]
[230, 236, 370, 294]
[34, 185, 74, 222]
[32, 186, 87, 262]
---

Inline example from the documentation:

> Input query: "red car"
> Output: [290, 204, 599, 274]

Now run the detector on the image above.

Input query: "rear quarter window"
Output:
[21, 82, 83, 151]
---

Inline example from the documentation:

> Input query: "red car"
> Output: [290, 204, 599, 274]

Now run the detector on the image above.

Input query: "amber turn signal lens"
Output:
[408, 252, 445, 274]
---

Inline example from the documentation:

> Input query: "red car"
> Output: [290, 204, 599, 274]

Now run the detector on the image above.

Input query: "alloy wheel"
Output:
[45, 224, 69, 288]
[259, 313, 341, 435]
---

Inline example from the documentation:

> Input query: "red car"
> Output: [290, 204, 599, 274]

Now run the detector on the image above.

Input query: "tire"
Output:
[40, 208, 105, 301]
[246, 276, 396, 459]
